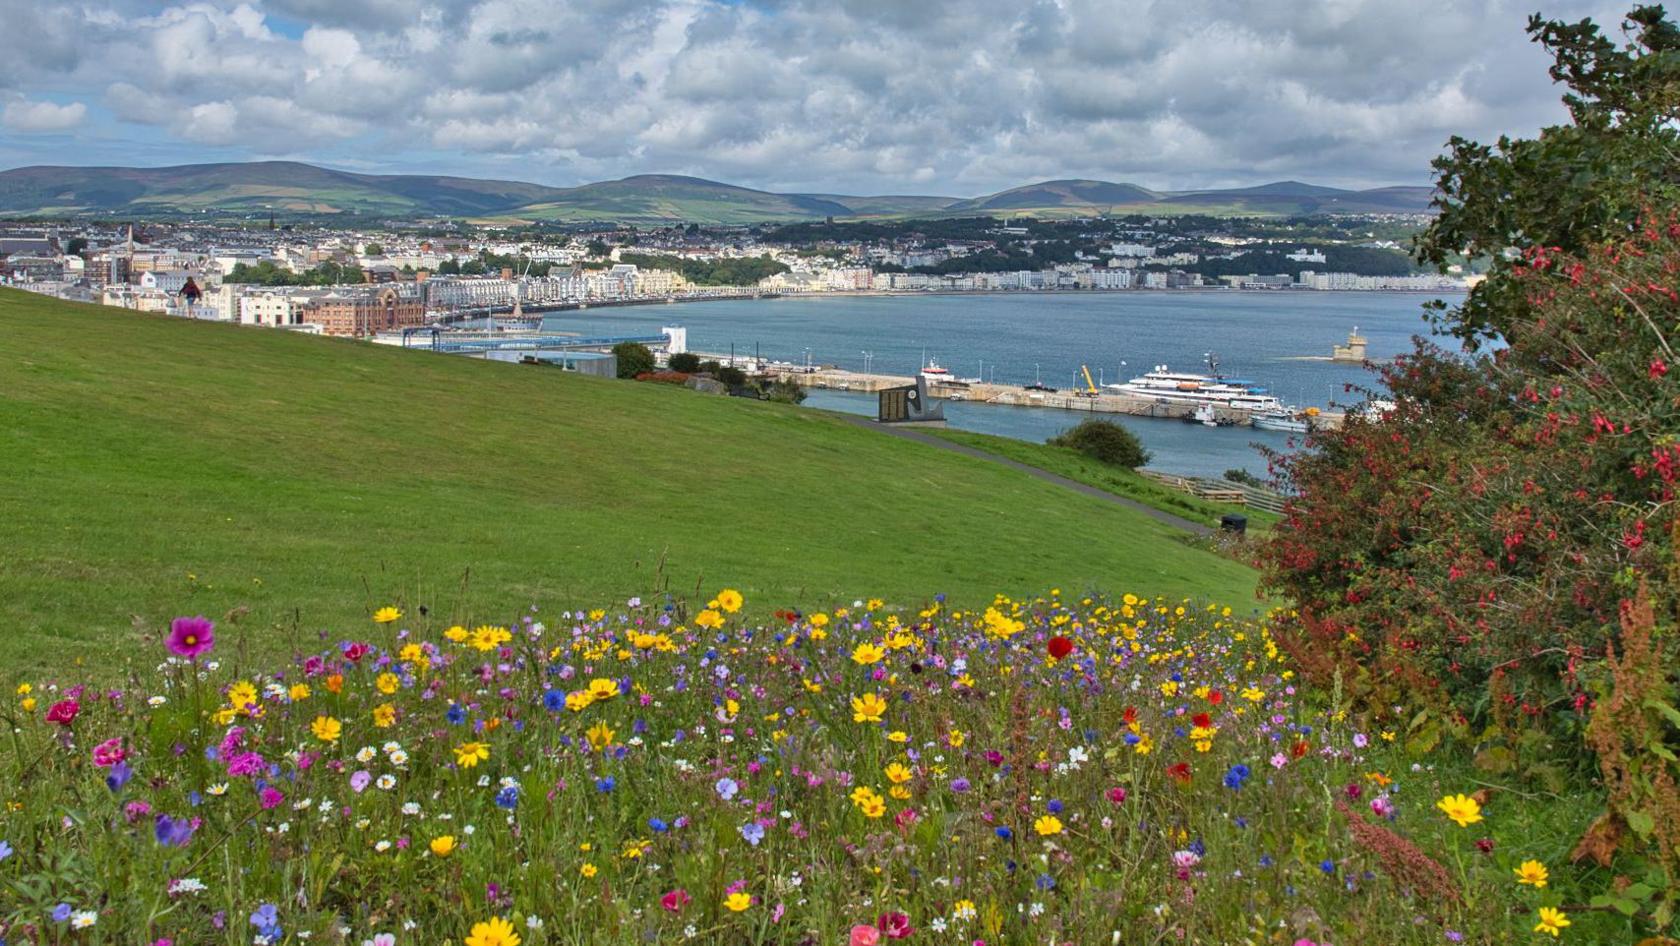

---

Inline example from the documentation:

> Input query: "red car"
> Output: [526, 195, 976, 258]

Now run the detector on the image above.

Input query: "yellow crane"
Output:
[1078, 364, 1100, 397]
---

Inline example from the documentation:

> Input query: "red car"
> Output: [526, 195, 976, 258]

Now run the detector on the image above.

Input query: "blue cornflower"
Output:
[445, 703, 467, 725]
[595, 776, 615, 793]
[249, 902, 282, 940]
[1123, 732, 1140, 745]
[494, 786, 519, 810]
[106, 760, 133, 792]
[1035, 873, 1056, 891]
[1258, 853, 1274, 868]
[541, 689, 566, 712]
[648, 817, 669, 833]
[995, 826, 1013, 840]
[52, 903, 72, 923]
[740, 822, 765, 846]
[0, 840, 12, 861]
[1189, 838, 1206, 857]
[1046, 799, 1063, 814]
[1223, 764, 1250, 790]
[154, 814, 194, 847]
[1320, 858, 1336, 875]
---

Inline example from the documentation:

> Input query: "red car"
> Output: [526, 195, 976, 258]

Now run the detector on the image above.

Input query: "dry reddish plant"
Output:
[1335, 800, 1462, 905]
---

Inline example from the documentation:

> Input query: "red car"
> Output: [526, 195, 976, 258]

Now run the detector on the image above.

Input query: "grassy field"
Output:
[0, 289, 1260, 673]
[924, 428, 1281, 529]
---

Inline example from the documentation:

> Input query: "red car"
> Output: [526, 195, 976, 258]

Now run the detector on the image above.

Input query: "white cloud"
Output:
[2, 97, 87, 133]
[0, 0, 1638, 193]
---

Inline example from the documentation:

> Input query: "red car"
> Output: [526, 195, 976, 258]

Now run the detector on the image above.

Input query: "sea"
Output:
[541, 290, 1461, 478]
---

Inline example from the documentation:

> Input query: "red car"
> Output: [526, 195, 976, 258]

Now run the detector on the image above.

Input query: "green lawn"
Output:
[924, 427, 1281, 529]
[0, 289, 1260, 673]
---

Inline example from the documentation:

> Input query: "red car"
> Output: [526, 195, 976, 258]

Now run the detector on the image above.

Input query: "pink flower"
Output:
[350, 770, 372, 793]
[46, 699, 80, 726]
[259, 786, 284, 810]
[165, 616, 215, 659]
[877, 912, 913, 939]
[92, 738, 127, 768]
[343, 642, 370, 662]
[849, 925, 882, 946]
[1106, 786, 1127, 804]
[661, 889, 692, 913]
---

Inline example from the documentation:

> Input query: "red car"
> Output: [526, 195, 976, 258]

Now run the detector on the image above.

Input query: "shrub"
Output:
[667, 352, 701, 373]
[612, 342, 655, 379]
[762, 377, 807, 404]
[634, 371, 691, 385]
[715, 365, 747, 388]
[1047, 419, 1150, 469]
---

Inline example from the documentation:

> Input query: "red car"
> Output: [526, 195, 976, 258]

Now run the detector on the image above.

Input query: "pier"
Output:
[764, 366, 1344, 430]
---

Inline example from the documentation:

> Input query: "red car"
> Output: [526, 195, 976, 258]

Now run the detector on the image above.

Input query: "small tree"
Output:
[1048, 419, 1150, 469]
[667, 352, 701, 373]
[763, 377, 807, 404]
[362, 242, 384, 256]
[612, 342, 655, 379]
[715, 365, 748, 388]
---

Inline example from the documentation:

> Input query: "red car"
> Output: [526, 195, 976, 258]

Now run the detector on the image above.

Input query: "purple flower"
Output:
[106, 760, 133, 792]
[155, 814, 195, 847]
[52, 903, 72, 922]
[350, 770, 372, 793]
[165, 616, 215, 659]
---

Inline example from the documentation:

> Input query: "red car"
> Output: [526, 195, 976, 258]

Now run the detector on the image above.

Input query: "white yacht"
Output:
[1106, 354, 1286, 412]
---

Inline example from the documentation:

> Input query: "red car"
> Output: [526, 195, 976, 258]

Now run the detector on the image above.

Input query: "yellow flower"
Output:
[717, 589, 743, 613]
[948, 728, 965, 748]
[565, 691, 595, 712]
[867, 598, 884, 610]
[952, 899, 977, 920]
[884, 762, 913, 784]
[376, 672, 400, 695]
[587, 678, 620, 700]
[372, 606, 402, 624]
[809, 612, 830, 628]
[310, 715, 342, 743]
[1435, 793, 1482, 828]
[851, 692, 887, 723]
[723, 891, 752, 912]
[851, 786, 886, 818]
[851, 642, 885, 665]
[886, 730, 908, 743]
[15, 683, 30, 695]
[372, 703, 397, 728]
[888, 785, 912, 800]
[586, 721, 616, 750]
[1134, 732, 1153, 754]
[694, 609, 724, 630]
[288, 683, 311, 702]
[1533, 907, 1570, 937]
[1034, 814, 1063, 836]
[470, 625, 511, 652]
[430, 835, 456, 857]
[454, 741, 490, 768]
[20, 697, 36, 711]
[226, 680, 258, 713]
[464, 916, 521, 946]
[1514, 860, 1549, 888]
[579, 862, 598, 878]
[444, 625, 469, 643]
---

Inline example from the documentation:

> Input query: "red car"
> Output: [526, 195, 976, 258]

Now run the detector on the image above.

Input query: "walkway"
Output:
[843, 416, 1214, 536]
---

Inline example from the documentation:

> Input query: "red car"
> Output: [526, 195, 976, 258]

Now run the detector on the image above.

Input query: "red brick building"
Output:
[300, 286, 426, 337]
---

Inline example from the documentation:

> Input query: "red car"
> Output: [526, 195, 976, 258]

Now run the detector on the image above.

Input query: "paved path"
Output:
[844, 416, 1214, 536]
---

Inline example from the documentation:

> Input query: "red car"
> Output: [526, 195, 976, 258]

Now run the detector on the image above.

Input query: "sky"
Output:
[0, 0, 1631, 196]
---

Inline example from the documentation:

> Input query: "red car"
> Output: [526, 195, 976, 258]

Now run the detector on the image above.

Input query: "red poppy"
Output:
[1122, 706, 1138, 725]
[1166, 762, 1192, 784]
[1047, 635, 1073, 660]
[1191, 712, 1213, 729]
[1291, 739, 1311, 759]
[1207, 689, 1224, 705]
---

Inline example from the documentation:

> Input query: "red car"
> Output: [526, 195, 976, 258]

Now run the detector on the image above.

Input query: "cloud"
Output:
[2, 97, 88, 133]
[0, 0, 1636, 193]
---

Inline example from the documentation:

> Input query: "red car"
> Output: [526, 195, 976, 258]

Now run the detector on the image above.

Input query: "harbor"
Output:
[760, 365, 1346, 430]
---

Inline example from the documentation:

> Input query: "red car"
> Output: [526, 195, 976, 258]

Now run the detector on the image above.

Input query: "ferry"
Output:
[1251, 410, 1310, 433]
[1106, 354, 1285, 412]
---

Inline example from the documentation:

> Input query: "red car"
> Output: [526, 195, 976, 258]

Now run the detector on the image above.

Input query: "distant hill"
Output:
[0, 161, 1435, 223]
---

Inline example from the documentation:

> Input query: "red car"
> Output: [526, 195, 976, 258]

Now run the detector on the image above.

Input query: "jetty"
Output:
[766, 366, 1344, 430]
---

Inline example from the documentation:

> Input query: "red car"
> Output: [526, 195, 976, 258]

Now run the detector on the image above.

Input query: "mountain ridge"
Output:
[0, 161, 1436, 223]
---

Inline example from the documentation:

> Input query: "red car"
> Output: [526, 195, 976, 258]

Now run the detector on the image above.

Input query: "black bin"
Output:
[1220, 514, 1248, 535]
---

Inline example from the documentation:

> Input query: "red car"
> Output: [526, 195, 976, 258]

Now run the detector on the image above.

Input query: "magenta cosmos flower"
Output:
[166, 616, 215, 659]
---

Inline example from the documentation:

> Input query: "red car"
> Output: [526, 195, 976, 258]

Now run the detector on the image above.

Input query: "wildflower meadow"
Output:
[0, 590, 1609, 945]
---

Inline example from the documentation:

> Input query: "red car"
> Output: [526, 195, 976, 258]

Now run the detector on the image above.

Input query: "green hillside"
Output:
[0, 161, 1434, 223]
[0, 289, 1259, 672]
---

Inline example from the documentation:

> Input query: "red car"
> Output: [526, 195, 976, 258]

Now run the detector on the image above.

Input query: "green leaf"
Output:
[1646, 699, 1680, 729]
[1627, 809, 1656, 838]
[1406, 721, 1441, 756]
[1474, 745, 1516, 774]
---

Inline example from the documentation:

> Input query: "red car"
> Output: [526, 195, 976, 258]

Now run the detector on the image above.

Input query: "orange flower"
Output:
[325, 673, 344, 694]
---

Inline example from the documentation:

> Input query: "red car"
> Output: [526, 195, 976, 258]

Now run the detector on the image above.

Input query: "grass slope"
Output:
[0, 289, 1259, 672]
[923, 428, 1279, 530]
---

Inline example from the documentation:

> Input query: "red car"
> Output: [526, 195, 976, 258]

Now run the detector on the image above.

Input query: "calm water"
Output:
[542, 291, 1456, 477]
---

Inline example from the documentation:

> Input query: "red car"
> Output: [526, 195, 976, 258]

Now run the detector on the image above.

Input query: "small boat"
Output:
[1252, 409, 1312, 433]
[1185, 403, 1220, 427]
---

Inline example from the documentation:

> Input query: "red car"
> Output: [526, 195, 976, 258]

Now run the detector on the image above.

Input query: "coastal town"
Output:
[0, 213, 1473, 337]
